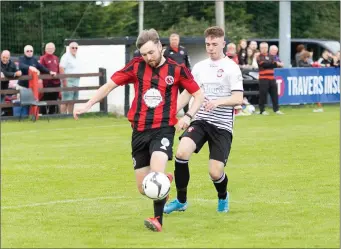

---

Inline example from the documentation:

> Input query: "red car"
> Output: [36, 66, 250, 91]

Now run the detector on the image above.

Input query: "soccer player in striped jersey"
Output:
[164, 26, 244, 214]
[73, 29, 204, 232]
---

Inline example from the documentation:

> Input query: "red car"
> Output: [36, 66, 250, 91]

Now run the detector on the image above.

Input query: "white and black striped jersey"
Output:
[191, 57, 243, 134]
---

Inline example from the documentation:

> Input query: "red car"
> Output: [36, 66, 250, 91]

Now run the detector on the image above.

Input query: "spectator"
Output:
[59, 42, 81, 114]
[237, 39, 248, 66]
[297, 51, 313, 67]
[251, 49, 260, 69]
[246, 47, 254, 67]
[226, 43, 239, 64]
[257, 42, 284, 115]
[332, 51, 340, 67]
[40, 42, 61, 114]
[18, 45, 56, 88]
[295, 44, 305, 67]
[1, 50, 22, 102]
[249, 40, 258, 52]
[133, 49, 141, 58]
[317, 50, 332, 67]
[163, 33, 191, 69]
[163, 33, 191, 113]
[269, 45, 282, 64]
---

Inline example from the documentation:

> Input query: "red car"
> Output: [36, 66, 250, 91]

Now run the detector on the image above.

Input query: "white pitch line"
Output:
[2, 124, 129, 135]
[1, 196, 297, 210]
[1, 196, 128, 210]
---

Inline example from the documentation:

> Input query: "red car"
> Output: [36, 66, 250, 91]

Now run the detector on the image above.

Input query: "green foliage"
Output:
[0, 1, 339, 56]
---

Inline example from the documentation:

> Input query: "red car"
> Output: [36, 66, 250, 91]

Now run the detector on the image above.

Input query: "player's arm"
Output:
[176, 89, 192, 113]
[176, 66, 204, 130]
[74, 58, 137, 120]
[73, 79, 118, 119]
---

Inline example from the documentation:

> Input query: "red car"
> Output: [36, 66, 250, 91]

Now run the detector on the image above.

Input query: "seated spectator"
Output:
[226, 43, 239, 64]
[1, 50, 22, 115]
[1, 50, 22, 101]
[298, 51, 313, 67]
[237, 39, 248, 66]
[295, 44, 306, 67]
[18, 45, 56, 88]
[317, 50, 332, 67]
[332, 51, 340, 67]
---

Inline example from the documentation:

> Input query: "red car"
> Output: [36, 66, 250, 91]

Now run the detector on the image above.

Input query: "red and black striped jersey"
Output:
[111, 57, 200, 131]
[257, 53, 278, 80]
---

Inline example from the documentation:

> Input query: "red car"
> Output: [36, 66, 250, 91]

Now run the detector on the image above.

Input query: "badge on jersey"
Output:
[143, 88, 163, 108]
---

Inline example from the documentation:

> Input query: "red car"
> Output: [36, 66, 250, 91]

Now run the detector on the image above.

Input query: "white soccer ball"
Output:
[142, 172, 171, 200]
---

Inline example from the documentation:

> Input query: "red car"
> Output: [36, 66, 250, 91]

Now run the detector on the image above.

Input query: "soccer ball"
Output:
[142, 172, 171, 200]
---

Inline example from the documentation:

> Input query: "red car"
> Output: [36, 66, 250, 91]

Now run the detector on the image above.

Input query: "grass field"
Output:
[1, 105, 340, 248]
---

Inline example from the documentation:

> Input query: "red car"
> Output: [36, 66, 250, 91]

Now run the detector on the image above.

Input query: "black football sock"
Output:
[153, 198, 167, 225]
[174, 157, 190, 203]
[212, 173, 228, 200]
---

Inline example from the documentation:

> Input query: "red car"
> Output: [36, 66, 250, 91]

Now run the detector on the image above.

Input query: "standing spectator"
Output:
[226, 43, 239, 64]
[18, 45, 56, 88]
[269, 45, 282, 65]
[257, 42, 284, 115]
[251, 49, 260, 69]
[245, 47, 254, 68]
[40, 42, 61, 114]
[297, 51, 313, 67]
[163, 33, 191, 113]
[249, 40, 258, 52]
[295, 44, 306, 67]
[318, 50, 332, 67]
[59, 42, 81, 114]
[237, 39, 248, 66]
[1, 50, 22, 102]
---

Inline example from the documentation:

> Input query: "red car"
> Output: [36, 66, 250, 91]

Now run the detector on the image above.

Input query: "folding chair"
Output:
[19, 87, 49, 122]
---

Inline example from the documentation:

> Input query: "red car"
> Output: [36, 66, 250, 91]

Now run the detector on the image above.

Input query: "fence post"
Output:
[99, 67, 108, 114]
[28, 69, 39, 120]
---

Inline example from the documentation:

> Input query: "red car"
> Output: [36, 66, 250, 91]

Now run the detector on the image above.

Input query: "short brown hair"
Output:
[204, 26, 225, 38]
[136, 29, 160, 49]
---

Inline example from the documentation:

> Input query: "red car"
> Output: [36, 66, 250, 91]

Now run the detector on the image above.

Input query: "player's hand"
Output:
[204, 99, 220, 112]
[50, 71, 57, 76]
[73, 102, 92, 120]
[176, 115, 191, 132]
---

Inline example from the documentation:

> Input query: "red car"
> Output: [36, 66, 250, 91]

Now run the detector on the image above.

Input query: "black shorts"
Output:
[180, 120, 232, 166]
[131, 126, 175, 170]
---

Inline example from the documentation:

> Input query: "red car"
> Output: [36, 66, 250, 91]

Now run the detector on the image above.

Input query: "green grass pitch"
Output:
[1, 105, 339, 248]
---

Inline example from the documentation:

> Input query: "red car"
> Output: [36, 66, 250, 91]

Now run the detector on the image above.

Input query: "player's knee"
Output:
[209, 170, 222, 181]
[175, 148, 191, 160]
[137, 184, 145, 195]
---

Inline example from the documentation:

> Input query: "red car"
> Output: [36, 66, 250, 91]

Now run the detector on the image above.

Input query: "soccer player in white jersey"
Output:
[164, 26, 244, 213]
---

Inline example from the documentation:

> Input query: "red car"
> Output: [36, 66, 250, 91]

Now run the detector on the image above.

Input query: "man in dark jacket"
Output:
[257, 42, 284, 115]
[163, 33, 191, 113]
[18, 45, 56, 88]
[1, 50, 22, 102]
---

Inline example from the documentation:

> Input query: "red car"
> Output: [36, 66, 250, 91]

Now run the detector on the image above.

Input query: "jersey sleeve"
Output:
[110, 59, 136, 86]
[179, 66, 200, 94]
[230, 64, 244, 92]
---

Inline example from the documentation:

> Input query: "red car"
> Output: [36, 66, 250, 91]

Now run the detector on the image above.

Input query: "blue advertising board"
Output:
[274, 67, 340, 104]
